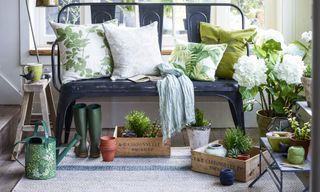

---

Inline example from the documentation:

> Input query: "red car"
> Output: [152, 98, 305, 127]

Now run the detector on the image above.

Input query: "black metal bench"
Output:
[51, 2, 247, 145]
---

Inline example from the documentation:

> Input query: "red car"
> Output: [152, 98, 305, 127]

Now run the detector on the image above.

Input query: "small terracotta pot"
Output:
[100, 147, 116, 162]
[100, 136, 116, 145]
[290, 137, 310, 160]
[237, 154, 251, 161]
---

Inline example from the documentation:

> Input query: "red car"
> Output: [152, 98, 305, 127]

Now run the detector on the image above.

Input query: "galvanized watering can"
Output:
[13, 121, 80, 180]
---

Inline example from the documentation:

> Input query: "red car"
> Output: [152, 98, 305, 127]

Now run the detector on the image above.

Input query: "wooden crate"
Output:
[113, 126, 171, 157]
[191, 140, 271, 182]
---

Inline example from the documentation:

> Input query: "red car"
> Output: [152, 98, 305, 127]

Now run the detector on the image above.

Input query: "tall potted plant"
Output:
[186, 108, 211, 150]
[233, 29, 306, 136]
[296, 31, 313, 107]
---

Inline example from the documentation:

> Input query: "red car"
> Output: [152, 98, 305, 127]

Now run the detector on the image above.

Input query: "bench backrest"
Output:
[52, 2, 245, 90]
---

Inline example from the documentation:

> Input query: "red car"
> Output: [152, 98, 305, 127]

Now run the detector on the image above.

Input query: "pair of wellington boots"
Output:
[73, 103, 102, 158]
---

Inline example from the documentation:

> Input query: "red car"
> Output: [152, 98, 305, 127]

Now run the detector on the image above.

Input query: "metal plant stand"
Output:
[249, 137, 311, 192]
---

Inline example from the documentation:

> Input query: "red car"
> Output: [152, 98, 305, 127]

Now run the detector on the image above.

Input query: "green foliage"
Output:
[125, 111, 151, 137]
[227, 148, 240, 158]
[191, 108, 209, 127]
[144, 121, 161, 138]
[304, 63, 312, 78]
[286, 108, 311, 141]
[224, 128, 253, 157]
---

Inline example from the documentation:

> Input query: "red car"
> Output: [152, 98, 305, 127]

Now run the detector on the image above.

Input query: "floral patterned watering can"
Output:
[13, 121, 80, 180]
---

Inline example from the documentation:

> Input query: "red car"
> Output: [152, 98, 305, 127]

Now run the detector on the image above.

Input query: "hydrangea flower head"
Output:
[233, 55, 267, 89]
[274, 54, 305, 84]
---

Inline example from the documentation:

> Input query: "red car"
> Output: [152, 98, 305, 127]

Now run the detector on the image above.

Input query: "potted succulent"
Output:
[186, 108, 211, 150]
[224, 128, 253, 160]
[114, 110, 170, 156]
[233, 29, 306, 137]
[287, 109, 311, 159]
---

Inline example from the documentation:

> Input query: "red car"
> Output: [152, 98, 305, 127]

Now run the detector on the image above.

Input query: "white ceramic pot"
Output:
[205, 143, 227, 157]
[187, 125, 211, 150]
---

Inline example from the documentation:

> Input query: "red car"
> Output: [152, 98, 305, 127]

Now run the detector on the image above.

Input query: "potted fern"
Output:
[186, 108, 211, 150]
[224, 128, 253, 160]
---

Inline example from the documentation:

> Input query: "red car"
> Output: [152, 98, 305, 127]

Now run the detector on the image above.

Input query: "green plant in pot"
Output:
[224, 128, 253, 160]
[296, 31, 312, 107]
[186, 108, 211, 150]
[124, 110, 161, 138]
[287, 109, 311, 160]
[233, 29, 306, 137]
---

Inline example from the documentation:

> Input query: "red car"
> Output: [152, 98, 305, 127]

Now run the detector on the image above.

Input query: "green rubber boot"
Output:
[73, 103, 88, 158]
[87, 104, 102, 158]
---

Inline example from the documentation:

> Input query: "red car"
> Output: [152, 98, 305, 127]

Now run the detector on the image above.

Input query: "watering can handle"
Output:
[12, 141, 26, 167]
[34, 121, 49, 139]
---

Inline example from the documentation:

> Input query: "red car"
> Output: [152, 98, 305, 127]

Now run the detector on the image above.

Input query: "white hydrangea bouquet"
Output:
[233, 29, 306, 117]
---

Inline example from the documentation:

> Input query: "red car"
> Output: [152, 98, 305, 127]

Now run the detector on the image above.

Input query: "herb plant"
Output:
[224, 128, 253, 157]
[191, 108, 210, 127]
[286, 108, 311, 141]
[125, 111, 151, 137]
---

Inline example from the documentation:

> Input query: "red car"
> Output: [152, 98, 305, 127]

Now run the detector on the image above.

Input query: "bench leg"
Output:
[227, 92, 245, 132]
[56, 93, 76, 146]
[64, 101, 75, 144]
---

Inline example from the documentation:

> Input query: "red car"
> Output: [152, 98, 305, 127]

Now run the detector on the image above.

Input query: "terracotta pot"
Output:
[290, 137, 310, 160]
[100, 147, 116, 162]
[100, 136, 116, 145]
[256, 110, 290, 137]
[237, 154, 250, 161]
[301, 77, 312, 107]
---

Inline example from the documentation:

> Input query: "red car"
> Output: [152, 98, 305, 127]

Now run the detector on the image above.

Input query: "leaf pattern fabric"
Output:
[169, 41, 227, 81]
[50, 21, 117, 84]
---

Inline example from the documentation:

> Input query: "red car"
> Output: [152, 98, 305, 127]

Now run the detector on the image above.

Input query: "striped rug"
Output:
[13, 147, 305, 192]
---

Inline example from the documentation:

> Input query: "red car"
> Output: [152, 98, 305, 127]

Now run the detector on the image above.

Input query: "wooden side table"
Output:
[11, 78, 56, 160]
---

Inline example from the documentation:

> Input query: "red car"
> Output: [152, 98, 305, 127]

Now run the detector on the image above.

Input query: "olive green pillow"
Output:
[200, 22, 256, 79]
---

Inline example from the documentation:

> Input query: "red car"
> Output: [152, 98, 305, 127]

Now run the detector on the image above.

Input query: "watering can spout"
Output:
[56, 134, 81, 165]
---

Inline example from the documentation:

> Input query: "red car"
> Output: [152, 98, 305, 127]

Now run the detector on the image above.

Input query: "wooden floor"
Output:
[0, 125, 259, 192]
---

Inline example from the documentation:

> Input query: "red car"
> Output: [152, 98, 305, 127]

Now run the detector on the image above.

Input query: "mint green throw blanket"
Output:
[157, 63, 195, 142]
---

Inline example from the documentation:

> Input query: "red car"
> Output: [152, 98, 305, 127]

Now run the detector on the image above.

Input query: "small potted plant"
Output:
[301, 63, 312, 106]
[114, 110, 170, 156]
[287, 109, 311, 159]
[224, 128, 253, 160]
[186, 108, 211, 150]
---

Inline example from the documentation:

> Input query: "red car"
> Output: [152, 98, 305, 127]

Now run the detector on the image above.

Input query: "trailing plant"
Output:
[191, 108, 210, 127]
[286, 108, 311, 141]
[234, 29, 306, 117]
[125, 110, 151, 137]
[224, 128, 253, 157]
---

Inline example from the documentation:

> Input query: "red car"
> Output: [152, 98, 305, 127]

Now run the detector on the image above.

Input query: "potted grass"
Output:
[233, 30, 307, 137]
[114, 110, 170, 156]
[224, 128, 253, 160]
[186, 108, 211, 150]
[287, 109, 311, 159]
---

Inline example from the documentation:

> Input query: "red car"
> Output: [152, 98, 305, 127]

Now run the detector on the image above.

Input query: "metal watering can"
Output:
[13, 121, 81, 180]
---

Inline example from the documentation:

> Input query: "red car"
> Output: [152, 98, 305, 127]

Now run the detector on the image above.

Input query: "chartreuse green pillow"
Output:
[200, 22, 256, 79]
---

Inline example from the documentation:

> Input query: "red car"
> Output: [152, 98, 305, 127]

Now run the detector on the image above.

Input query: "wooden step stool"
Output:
[11, 78, 56, 160]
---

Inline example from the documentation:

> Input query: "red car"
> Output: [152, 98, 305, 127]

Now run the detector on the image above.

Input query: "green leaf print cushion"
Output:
[200, 22, 256, 79]
[169, 40, 227, 81]
[50, 20, 117, 84]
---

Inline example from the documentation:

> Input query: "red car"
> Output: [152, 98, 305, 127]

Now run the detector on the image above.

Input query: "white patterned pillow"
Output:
[50, 21, 116, 84]
[102, 22, 163, 80]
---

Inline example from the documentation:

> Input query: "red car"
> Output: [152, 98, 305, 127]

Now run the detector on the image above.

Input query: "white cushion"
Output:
[103, 22, 163, 80]
[50, 21, 115, 84]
